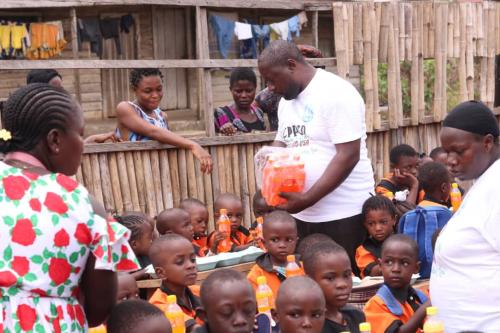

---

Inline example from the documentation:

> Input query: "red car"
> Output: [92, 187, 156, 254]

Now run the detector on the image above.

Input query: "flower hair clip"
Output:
[0, 129, 12, 141]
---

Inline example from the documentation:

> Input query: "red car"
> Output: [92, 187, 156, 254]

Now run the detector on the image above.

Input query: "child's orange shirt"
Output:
[149, 285, 202, 326]
[364, 284, 428, 333]
[247, 253, 304, 308]
[355, 238, 383, 278]
[208, 225, 253, 252]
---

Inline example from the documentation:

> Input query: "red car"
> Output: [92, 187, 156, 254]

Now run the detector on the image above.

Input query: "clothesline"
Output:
[209, 11, 308, 59]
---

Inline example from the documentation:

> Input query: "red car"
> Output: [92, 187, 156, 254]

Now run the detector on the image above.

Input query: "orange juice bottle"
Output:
[450, 183, 462, 212]
[217, 209, 232, 253]
[262, 155, 276, 202]
[269, 164, 285, 206]
[165, 295, 186, 333]
[359, 322, 371, 333]
[256, 276, 274, 313]
[285, 255, 303, 278]
[255, 216, 265, 250]
[423, 307, 444, 333]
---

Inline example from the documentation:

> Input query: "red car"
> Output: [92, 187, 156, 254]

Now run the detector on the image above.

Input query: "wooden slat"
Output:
[90, 154, 104, 204]
[116, 152, 133, 212]
[133, 151, 146, 212]
[239, 144, 252, 228]
[98, 154, 114, 211]
[159, 150, 174, 209]
[150, 150, 164, 213]
[108, 153, 124, 212]
[186, 151, 198, 199]
[168, 150, 181, 207]
[0, 58, 338, 70]
[224, 145, 234, 194]
[125, 152, 140, 211]
[142, 150, 157, 215]
[178, 149, 189, 200]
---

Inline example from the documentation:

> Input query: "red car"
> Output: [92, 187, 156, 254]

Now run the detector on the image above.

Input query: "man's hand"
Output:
[277, 192, 313, 214]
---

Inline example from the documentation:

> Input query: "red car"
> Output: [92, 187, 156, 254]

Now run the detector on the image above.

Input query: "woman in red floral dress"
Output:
[0, 84, 139, 332]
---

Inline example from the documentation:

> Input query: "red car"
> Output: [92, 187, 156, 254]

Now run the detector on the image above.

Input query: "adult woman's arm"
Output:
[81, 196, 118, 327]
[116, 102, 212, 173]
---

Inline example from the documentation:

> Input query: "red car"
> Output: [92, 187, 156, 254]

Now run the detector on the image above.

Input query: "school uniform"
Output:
[321, 306, 366, 333]
[247, 253, 304, 305]
[355, 238, 383, 278]
[149, 285, 202, 327]
[375, 177, 407, 198]
[418, 194, 449, 208]
[193, 243, 209, 257]
[364, 284, 428, 333]
[208, 225, 253, 252]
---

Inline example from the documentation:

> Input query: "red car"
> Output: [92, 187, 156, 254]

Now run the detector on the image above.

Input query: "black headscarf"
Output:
[26, 69, 62, 85]
[443, 100, 499, 138]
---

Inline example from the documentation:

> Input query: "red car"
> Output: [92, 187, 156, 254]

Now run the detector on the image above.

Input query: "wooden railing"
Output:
[79, 120, 450, 229]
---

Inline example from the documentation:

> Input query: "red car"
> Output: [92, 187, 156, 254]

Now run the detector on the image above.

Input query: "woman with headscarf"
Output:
[430, 101, 500, 332]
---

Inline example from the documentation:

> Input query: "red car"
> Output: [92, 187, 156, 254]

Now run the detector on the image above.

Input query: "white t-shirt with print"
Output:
[430, 159, 500, 332]
[275, 69, 374, 222]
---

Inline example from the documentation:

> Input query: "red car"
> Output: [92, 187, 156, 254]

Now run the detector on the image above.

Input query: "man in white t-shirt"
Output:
[258, 41, 374, 272]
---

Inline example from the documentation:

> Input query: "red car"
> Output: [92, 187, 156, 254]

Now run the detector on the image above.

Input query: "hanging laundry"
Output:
[298, 11, 308, 27]
[240, 38, 256, 59]
[120, 14, 135, 33]
[0, 23, 12, 58]
[209, 15, 235, 59]
[78, 17, 103, 57]
[0, 23, 30, 59]
[234, 22, 252, 40]
[270, 20, 289, 41]
[27, 22, 66, 59]
[251, 24, 270, 49]
[288, 15, 301, 39]
[100, 17, 122, 55]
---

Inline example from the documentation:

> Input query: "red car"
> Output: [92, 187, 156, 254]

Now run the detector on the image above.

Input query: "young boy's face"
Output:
[170, 215, 195, 242]
[311, 253, 352, 310]
[263, 221, 298, 266]
[393, 155, 419, 177]
[187, 205, 209, 237]
[155, 239, 198, 287]
[215, 199, 243, 233]
[132, 222, 154, 256]
[380, 241, 419, 290]
[364, 209, 395, 243]
[276, 289, 325, 333]
[204, 280, 256, 333]
[254, 197, 274, 218]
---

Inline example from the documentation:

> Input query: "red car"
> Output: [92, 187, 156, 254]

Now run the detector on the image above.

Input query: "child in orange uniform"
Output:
[364, 234, 429, 333]
[148, 234, 201, 330]
[208, 193, 255, 252]
[417, 162, 452, 208]
[180, 198, 217, 256]
[247, 210, 302, 300]
[355, 196, 397, 278]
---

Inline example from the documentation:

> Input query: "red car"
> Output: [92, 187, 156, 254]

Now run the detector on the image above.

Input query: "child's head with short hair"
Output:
[296, 233, 334, 259]
[252, 190, 274, 219]
[390, 144, 419, 177]
[361, 196, 397, 243]
[418, 162, 452, 203]
[229, 68, 257, 112]
[380, 234, 420, 290]
[263, 210, 298, 266]
[200, 269, 256, 333]
[116, 213, 154, 256]
[156, 208, 194, 241]
[214, 193, 244, 233]
[117, 273, 139, 302]
[107, 299, 171, 333]
[303, 241, 352, 311]
[275, 276, 326, 333]
[429, 146, 448, 165]
[149, 234, 197, 288]
[180, 198, 209, 238]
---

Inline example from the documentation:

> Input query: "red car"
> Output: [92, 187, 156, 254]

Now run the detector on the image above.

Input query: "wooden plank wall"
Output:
[331, 0, 500, 135]
[79, 120, 455, 230]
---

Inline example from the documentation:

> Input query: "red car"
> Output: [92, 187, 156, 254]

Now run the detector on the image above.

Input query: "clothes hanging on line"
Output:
[27, 21, 66, 60]
[234, 22, 252, 40]
[209, 15, 235, 59]
[0, 22, 30, 59]
[100, 17, 122, 55]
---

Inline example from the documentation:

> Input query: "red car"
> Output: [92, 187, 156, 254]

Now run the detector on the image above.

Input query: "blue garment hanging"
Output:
[209, 15, 235, 59]
[288, 15, 301, 40]
[251, 24, 270, 49]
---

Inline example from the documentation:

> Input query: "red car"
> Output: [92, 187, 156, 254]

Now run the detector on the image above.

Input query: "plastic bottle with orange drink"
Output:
[285, 255, 303, 278]
[165, 295, 186, 333]
[450, 183, 462, 212]
[254, 216, 266, 250]
[423, 307, 444, 333]
[217, 208, 232, 253]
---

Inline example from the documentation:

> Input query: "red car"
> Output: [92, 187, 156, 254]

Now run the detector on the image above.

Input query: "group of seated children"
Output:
[105, 143, 457, 333]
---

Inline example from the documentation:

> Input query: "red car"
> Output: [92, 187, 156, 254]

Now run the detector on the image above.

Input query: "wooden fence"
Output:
[80, 120, 455, 230]
[333, 0, 500, 130]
